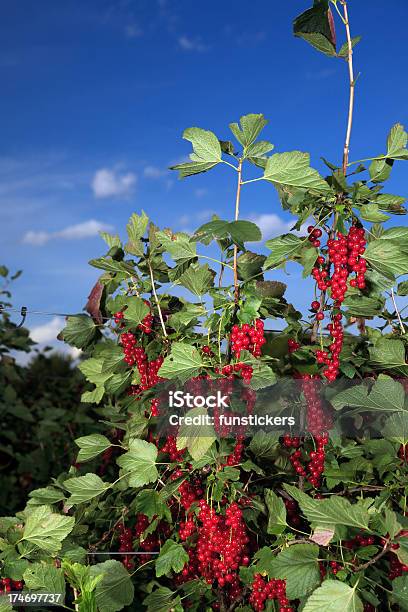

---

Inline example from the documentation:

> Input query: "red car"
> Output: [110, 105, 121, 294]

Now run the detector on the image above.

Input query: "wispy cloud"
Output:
[249, 213, 309, 241]
[143, 165, 167, 179]
[178, 35, 209, 52]
[92, 168, 136, 198]
[22, 219, 113, 247]
[194, 188, 208, 198]
[30, 316, 64, 344]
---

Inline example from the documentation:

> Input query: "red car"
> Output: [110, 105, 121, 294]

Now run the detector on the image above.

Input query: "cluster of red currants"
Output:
[219, 362, 254, 384]
[316, 313, 344, 381]
[116, 523, 135, 570]
[283, 497, 301, 528]
[284, 430, 328, 488]
[344, 533, 376, 550]
[230, 320, 266, 359]
[388, 552, 408, 580]
[307, 225, 323, 248]
[180, 501, 249, 597]
[249, 575, 293, 612]
[0, 578, 24, 593]
[161, 437, 186, 463]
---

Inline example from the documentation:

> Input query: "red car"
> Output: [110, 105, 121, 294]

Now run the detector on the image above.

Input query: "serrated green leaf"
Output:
[359, 203, 390, 222]
[158, 231, 197, 263]
[303, 580, 363, 612]
[229, 113, 268, 149]
[331, 374, 405, 413]
[269, 543, 320, 599]
[171, 127, 222, 178]
[159, 342, 204, 383]
[126, 211, 148, 256]
[263, 151, 331, 193]
[65, 474, 110, 504]
[155, 540, 189, 577]
[116, 439, 158, 487]
[264, 234, 303, 270]
[22, 506, 75, 554]
[369, 340, 408, 376]
[176, 407, 216, 461]
[23, 563, 65, 596]
[76, 434, 112, 463]
[178, 263, 215, 296]
[124, 297, 150, 326]
[62, 315, 98, 350]
[135, 490, 172, 523]
[294, 3, 337, 57]
[264, 489, 287, 535]
[284, 485, 370, 530]
[90, 560, 134, 612]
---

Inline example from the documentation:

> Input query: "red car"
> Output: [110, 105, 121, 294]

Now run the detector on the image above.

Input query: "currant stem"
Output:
[233, 159, 243, 304]
[147, 262, 168, 338]
[341, 0, 356, 175]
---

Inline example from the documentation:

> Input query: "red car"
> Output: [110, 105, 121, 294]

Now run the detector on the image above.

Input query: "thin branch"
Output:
[341, 0, 356, 175]
[354, 540, 392, 572]
[391, 287, 406, 334]
[148, 262, 168, 337]
[233, 159, 243, 304]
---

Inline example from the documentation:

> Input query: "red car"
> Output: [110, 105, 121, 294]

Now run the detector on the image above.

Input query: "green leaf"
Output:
[359, 203, 390, 222]
[23, 563, 65, 596]
[62, 315, 98, 349]
[264, 234, 303, 270]
[284, 485, 370, 530]
[393, 575, 408, 611]
[135, 490, 172, 523]
[264, 489, 287, 535]
[237, 252, 266, 280]
[124, 297, 150, 326]
[365, 236, 408, 280]
[159, 342, 204, 383]
[116, 439, 159, 487]
[171, 127, 222, 178]
[22, 506, 75, 554]
[126, 211, 149, 256]
[155, 540, 189, 577]
[369, 339, 408, 376]
[338, 36, 361, 58]
[229, 220, 262, 245]
[294, 3, 337, 57]
[28, 487, 66, 506]
[342, 294, 384, 317]
[229, 113, 268, 149]
[303, 580, 363, 612]
[263, 151, 331, 193]
[158, 231, 197, 263]
[90, 560, 134, 612]
[76, 434, 112, 463]
[100, 231, 121, 248]
[178, 263, 215, 296]
[249, 361, 277, 390]
[176, 407, 217, 461]
[376, 193, 406, 214]
[65, 474, 110, 504]
[331, 374, 405, 413]
[383, 412, 408, 445]
[248, 431, 279, 460]
[398, 281, 408, 296]
[387, 123, 408, 157]
[143, 587, 182, 612]
[269, 544, 320, 599]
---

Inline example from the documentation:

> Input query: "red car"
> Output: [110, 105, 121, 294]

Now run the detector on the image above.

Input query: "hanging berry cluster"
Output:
[249, 575, 293, 612]
[178, 501, 249, 604]
[230, 320, 266, 358]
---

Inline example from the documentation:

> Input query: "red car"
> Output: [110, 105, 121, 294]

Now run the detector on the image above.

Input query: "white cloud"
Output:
[22, 219, 113, 246]
[143, 165, 167, 179]
[250, 213, 309, 240]
[92, 168, 136, 198]
[249, 214, 295, 240]
[178, 35, 208, 52]
[30, 317, 64, 344]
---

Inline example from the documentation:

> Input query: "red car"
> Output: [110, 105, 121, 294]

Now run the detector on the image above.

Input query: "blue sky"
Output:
[1, 0, 407, 350]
